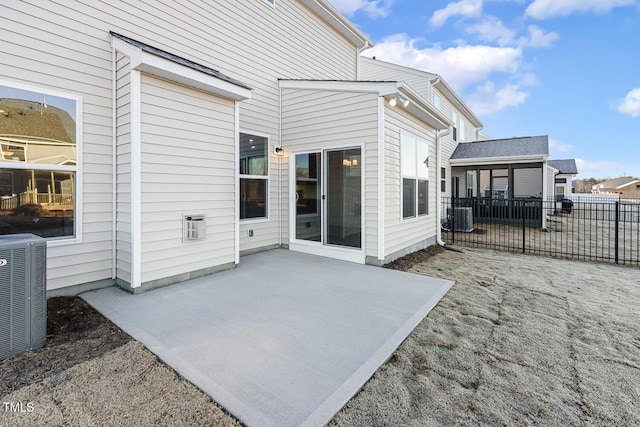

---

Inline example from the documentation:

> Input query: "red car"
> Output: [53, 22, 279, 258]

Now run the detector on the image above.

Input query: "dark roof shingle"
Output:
[548, 159, 578, 175]
[451, 135, 549, 160]
[111, 32, 252, 91]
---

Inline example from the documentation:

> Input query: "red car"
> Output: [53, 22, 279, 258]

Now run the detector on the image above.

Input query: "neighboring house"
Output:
[1, 1, 454, 294]
[548, 159, 578, 200]
[449, 136, 554, 228]
[592, 177, 640, 198]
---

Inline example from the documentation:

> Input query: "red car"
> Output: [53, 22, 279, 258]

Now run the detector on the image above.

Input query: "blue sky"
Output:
[331, 0, 640, 179]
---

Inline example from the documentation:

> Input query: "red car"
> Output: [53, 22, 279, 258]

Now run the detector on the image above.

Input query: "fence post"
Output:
[522, 199, 526, 254]
[615, 201, 619, 264]
[452, 196, 456, 244]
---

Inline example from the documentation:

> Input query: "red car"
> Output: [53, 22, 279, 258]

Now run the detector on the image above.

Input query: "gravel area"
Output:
[1, 248, 638, 426]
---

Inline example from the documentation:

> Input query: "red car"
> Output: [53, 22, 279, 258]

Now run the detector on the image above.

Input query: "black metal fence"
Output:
[441, 197, 640, 266]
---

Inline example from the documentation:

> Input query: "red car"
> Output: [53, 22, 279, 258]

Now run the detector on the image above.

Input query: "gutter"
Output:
[436, 127, 451, 247]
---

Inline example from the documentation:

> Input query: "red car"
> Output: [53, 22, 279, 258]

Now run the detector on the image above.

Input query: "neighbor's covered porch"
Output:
[447, 136, 551, 229]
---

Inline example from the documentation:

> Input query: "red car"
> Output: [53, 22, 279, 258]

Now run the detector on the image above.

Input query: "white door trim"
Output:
[289, 146, 365, 264]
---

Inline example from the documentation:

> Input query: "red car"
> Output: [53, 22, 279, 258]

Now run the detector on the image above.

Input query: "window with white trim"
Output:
[239, 132, 268, 220]
[452, 111, 458, 141]
[401, 132, 429, 219]
[0, 82, 79, 239]
[433, 93, 441, 110]
[459, 117, 466, 142]
[441, 167, 446, 193]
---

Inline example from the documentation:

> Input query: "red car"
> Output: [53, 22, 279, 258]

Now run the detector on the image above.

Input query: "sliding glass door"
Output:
[294, 152, 322, 242]
[325, 148, 361, 248]
[293, 148, 362, 251]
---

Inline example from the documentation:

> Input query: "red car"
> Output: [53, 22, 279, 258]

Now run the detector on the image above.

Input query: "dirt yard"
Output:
[1, 248, 639, 426]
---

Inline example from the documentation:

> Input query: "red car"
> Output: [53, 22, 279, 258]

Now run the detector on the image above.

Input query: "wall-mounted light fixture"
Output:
[388, 96, 410, 108]
[274, 146, 285, 156]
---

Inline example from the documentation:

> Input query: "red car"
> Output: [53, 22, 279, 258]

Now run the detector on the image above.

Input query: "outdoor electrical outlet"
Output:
[248, 229, 254, 237]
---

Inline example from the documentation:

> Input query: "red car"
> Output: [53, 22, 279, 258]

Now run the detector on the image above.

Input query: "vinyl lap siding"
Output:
[1, 2, 114, 290]
[384, 106, 437, 257]
[282, 89, 379, 257]
[360, 58, 431, 98]
[360, 60, 477, 199]
[139, 75, 236, 283]
[1, 1, 360, 290]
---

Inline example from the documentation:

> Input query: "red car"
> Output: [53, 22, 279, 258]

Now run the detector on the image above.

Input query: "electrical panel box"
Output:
[0, 234, 47, 362]
[183, 214, 206, 242]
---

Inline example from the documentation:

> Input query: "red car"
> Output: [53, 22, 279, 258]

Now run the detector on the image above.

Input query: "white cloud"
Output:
[525, 0, 636, 19]
[519, 25, 559, 48]
[466, 17, 516, 46]
[466, 81, 530, 116]
[430, 0, 483, 27]
[364, 34, 522, 90]
[549, 139, 574, 154]
[618, 88, 640, 117]
[330, 0, 392, 18]
[575, 158, 621, 178]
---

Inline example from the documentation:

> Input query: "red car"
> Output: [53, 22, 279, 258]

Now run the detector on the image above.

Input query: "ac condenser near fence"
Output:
[449, 207, 474, 232]
[0, 234, 47, 362]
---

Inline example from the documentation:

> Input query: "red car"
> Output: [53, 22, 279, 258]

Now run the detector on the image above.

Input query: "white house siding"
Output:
[1, 1, 360, 291]
[383, 106, 437, 259]
[546, 165, 555, 202]
[360, 58, 432, 97]
[359, 58, 477, 200]
[281, 89, 379, 258]
[1, 2, 114, 290]
[555, 174, 573, 198]
[115, 53, 132, 285]
[139, 75, 236, 284]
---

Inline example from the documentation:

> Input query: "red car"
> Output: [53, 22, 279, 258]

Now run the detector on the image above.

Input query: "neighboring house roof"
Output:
[0, 101, 73, 143]
[0, 101, 76, 164]
[301, 0, 373, 47]
[111, 32, 252, 91]
[593, 176, 638, 190]
[548, 159, 578, 175]
[450, 135, 548, 165]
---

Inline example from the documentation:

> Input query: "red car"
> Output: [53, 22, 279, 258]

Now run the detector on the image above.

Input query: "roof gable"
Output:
[548, 159, 578, 175]
[595, 176, 637, 189]
[299, 0, 373, 47]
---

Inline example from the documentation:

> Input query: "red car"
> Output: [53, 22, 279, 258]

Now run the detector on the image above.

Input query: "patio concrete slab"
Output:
[82, 249, 453, 427]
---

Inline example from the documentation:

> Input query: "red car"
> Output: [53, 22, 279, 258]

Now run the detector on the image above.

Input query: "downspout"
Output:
[436, 127, 451, 247]
[278, 85, 282, 246]
[111, 47, 117, 280]
[430, 77, 441, 103]
[355, 41, 370, 80]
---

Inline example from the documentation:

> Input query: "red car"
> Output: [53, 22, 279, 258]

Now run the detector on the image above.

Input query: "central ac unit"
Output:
[452, 207, 474, 232]
[0, 234, 47, 361]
